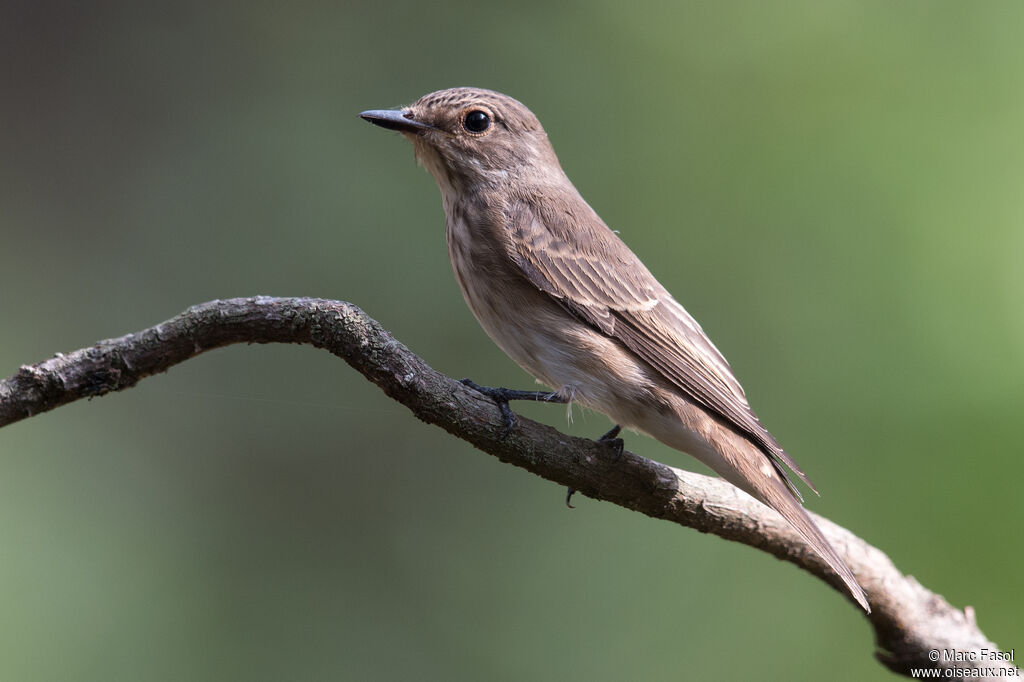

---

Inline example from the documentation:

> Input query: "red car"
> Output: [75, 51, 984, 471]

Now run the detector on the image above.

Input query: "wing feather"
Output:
[505, 200, 816, 496]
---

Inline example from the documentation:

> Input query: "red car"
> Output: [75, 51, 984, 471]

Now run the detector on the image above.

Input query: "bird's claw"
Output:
[460, 381, 625, 505]
[460, 378, 564, 440]
[598, 424, 624, 462]
[565, 425, 624, 509]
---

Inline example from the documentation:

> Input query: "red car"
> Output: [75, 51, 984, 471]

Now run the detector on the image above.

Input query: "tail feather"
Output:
[698, 432, 871, 612]
[622, 392, 870, 611]
[755, 473, 870, 612]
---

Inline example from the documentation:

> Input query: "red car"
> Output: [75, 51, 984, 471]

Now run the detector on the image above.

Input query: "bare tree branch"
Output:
[0, 297, 1016, 679]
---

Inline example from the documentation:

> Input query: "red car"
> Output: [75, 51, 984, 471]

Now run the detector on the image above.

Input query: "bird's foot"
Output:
[566, 424, 624, 508]
[460, 379, 565, 440]
[597, 424, 624, 462]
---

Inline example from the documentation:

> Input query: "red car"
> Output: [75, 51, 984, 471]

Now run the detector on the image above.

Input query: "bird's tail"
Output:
[753, 466, 872, 610]
[673, 416, 871, 612]
[624, 393, 870, 611]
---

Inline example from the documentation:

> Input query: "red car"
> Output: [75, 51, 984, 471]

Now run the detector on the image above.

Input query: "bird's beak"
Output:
[359, 109, 435, 133]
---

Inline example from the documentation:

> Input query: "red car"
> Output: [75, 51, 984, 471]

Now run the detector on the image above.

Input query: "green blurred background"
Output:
[2, 1, 1021, 679]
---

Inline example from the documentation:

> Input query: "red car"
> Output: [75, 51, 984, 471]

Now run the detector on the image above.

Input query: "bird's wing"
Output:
[504, 199, 816, 497]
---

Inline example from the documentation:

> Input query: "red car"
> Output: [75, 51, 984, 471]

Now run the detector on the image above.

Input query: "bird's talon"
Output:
[497, 403, 517, 440]
[597, 425, 624, 461]
[565, 487, 577, 508]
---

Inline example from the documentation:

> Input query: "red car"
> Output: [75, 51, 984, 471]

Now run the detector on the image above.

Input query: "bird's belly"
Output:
[453, 263, 657, 414]
[446, 211, 669, 427]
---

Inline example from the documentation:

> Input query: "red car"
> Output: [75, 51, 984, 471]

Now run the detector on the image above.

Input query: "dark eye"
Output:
[463, 110, 491, 133]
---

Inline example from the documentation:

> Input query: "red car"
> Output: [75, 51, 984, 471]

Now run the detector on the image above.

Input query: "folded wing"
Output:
[505, 199, 816, 498]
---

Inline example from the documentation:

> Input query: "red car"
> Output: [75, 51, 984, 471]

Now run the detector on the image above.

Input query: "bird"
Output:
[360, 87, 869, 612]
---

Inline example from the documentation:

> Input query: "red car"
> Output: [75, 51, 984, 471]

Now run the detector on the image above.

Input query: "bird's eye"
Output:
[463, 110, 491, 133]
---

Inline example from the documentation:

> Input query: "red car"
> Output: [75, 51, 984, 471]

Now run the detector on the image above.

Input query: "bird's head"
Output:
[360, 87, 560, 192]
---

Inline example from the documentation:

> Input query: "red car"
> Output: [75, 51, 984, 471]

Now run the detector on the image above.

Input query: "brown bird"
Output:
[360, 87, 869, 612]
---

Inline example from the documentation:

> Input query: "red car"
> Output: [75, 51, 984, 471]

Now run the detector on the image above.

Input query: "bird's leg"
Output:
[461, 378, 625, 508]
[566, 424, 624, 508]
[460, 379, 565, 439]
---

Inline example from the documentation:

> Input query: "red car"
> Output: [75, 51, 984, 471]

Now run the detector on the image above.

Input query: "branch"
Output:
[0, 297, 1016, 679]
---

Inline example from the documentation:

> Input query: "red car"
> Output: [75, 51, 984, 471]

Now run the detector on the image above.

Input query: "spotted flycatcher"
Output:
[360, 87, 869, 612]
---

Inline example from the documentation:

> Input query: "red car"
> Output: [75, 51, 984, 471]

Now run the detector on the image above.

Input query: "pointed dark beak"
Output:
[359, 109, 435, 133]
